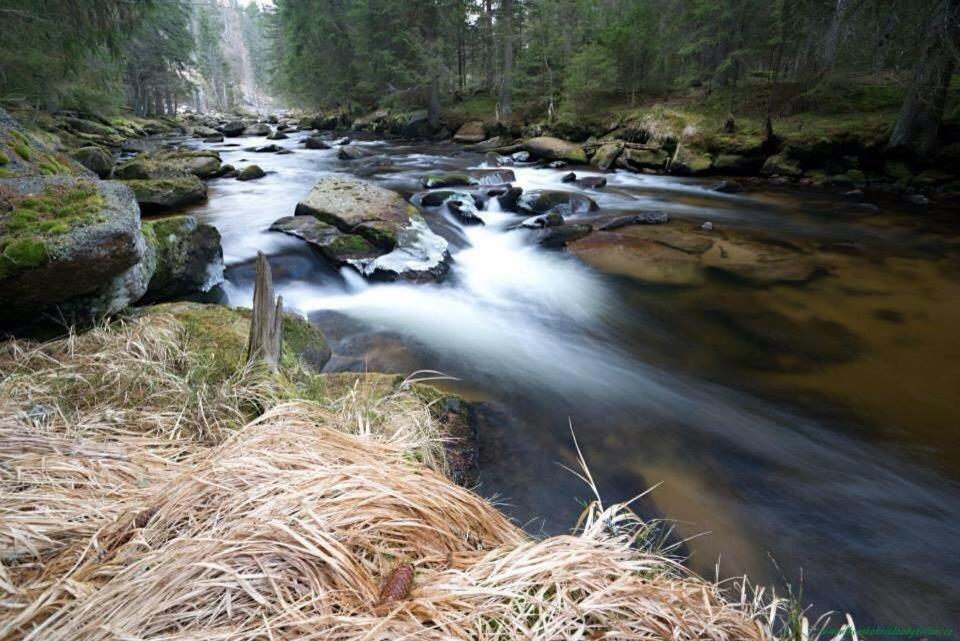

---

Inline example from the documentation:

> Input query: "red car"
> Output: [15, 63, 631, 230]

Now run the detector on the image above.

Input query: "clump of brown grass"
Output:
[0, 309, 854, 640]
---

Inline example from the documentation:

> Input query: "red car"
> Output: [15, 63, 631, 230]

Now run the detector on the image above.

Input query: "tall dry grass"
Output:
[0, 310, 855, 640]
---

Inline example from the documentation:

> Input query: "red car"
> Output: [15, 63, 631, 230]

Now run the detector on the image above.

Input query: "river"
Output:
[173, 127, 960, 633]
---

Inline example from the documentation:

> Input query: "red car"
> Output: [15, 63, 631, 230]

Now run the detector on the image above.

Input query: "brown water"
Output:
[180, 130, 960, 634]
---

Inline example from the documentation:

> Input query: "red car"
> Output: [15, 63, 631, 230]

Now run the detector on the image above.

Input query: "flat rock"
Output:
[569, 231, 705, 286]
[599, 211, 670, 229]
[270, 215, 380, 266]
[120, 176, 207, 212]
[536, 223, 592, 248]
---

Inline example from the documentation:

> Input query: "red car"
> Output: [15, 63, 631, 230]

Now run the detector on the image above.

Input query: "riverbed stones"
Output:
[518, 212, 564, 228]
[269, 216, 380, 266]
[141, 215, 224, 304]
[498, 186, 523, 211]
[337, 145, 371, 160]
[0, 176, 151, 327]
[524, 136, 588, 164]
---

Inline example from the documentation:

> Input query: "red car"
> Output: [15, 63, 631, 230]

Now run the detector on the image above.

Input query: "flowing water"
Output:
[176, 129, 960, 632]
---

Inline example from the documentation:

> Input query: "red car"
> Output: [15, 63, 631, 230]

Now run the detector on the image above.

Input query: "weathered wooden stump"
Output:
[246, 251, 283, 372]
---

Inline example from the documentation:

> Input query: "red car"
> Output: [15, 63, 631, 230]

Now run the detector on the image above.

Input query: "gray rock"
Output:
[304, 136, 330, 149]
[220, 121, 246, 137]
[120, 175, 208, 212]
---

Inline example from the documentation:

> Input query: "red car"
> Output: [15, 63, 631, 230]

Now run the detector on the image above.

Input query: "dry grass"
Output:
[0, 309, 854, 640]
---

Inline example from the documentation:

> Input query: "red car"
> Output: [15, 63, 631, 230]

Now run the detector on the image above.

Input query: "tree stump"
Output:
[247, 251, 283, 372]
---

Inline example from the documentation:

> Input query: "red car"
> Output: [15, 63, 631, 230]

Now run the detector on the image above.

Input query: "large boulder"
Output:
[191, 125, 220, 138]
[141, 216, 224, 304]
[220, 121, 246, 137]
[70, 146, 114, 178]
[120, 176, 207, 213]
[293, 176, 450, 281]
[304, 136, 331, 150]
[453, 121, 487, 144]
[524, 136, 588, 164]
[0, 177, 151, 328]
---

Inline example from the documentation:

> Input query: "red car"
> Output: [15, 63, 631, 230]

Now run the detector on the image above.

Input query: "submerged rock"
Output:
[141, 215, 224, 304]
[0, 177, 151, 328]
[253, 144, 284, 153]
[569, 231, 706, 286]
[701, 237, 823, 285]
[576, 176, 607, 189]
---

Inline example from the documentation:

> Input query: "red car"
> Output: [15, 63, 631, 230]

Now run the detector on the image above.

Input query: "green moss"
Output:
[1, 183, 104, 237]
[0, 236, 48, 279]
[38, 154, 73, 176]
[328, 233, 375, 255]
[12, 141, 30, 161]
[0, 169, 12, 178]
[0, 151, 8, 166]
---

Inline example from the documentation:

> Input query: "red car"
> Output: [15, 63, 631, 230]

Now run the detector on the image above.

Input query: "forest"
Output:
[1, 1, 959, 640]
[1, 0, 957, 155]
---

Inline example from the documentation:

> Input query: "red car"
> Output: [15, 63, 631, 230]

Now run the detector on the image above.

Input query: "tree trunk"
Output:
[498, 0, 514, 121]
[889, 0, 960, 155]
[247, 252, 283, 373]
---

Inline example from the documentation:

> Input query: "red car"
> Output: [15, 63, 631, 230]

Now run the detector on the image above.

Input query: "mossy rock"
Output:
[141, 216, 224, 303]
[120, 176, 207, 213]
[237, 165, 266, 181]
[669, 146, 712, 176]
[712, 153, 765, 175]
[0, 176, 148, 328]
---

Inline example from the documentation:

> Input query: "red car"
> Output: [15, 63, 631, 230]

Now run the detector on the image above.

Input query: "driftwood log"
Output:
[247, 251, 283, 372]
